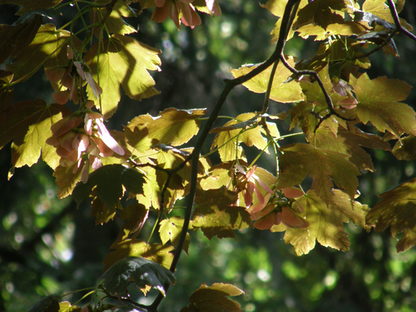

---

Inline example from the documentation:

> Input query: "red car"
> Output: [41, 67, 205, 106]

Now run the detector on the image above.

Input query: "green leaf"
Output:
[0, 0, 62, 14]
[86, 34, 161, 118]
[366, 178, 416, 252]
[279, 190, 368, 255]
[181, 283, 244, 312]
[159, 217, 184, 245]
[350, 73, 416, 137]
[125, 108, 206, 156]
[277, 143, 360, 198]
[231, 57, 304, 103]
[192, 188, 250, 239]
[7, 24, 70, 83]
[99, 256, 175, 297]
[73, 164, 145, 209]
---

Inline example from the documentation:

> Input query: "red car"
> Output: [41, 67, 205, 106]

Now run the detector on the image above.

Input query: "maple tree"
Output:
[1, 0, 416, 311]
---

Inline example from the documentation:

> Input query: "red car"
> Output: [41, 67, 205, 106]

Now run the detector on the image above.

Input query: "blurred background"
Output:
[1, 1, 416, 311]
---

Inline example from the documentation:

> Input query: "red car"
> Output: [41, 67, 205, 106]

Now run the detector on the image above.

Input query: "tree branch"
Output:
[386, 0, 416, 41]
[149, 0, 301, 310]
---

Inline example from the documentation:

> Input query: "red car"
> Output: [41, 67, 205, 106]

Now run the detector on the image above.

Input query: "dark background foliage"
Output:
[1, 1, 416, 311]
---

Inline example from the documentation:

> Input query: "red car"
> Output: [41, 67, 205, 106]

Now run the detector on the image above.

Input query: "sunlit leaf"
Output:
[366, 179, 416, 252]
[11, 107, 63, 171]
[99, 256, 175, 297]
[280, 190, 368, 255]
[350, 73, 416, 137]
[93, 0, 137, 35]
[125, 108, 206, 154]
[159, 217, 184, 245]
[104, 241, 174, 269]
[58, 301, 81, 312]
[211, 113, 274, 162]
[362, 0, 394, 24]
[231, 57, 304, 103]
[181, 283, 244, 312]
[86, 34, 161, 118]
[7, 24, 70, 83]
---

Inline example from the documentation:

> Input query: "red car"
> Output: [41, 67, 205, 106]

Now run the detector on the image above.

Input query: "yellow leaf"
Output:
[7, 24, 70, 83]
[87, 34, 161, 118]
[125, 108, 206, 154]
[231, 57, 304, 103]
[350, 73, 416, 137]
[282, 190, 367, 255]
[362, 0, 394, 23]
[104, 241, 174, 269]
[11, 110, 62, 170]
[94, 0, 137, 35]
[211, 113, 274, 162]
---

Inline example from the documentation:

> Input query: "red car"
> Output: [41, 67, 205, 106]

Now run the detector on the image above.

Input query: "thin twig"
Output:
[279, 54, 354, 130]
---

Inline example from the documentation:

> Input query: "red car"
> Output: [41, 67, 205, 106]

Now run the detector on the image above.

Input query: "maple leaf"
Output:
[7, 24, 70, 83]
[278, 190, 368, 255]
[159, 217, 184, 245]
[73, 164, 145, 211]
[125, 108, 206, 154]
[182, 283, 244, 312]
[350, 73, 416, 137]
[313, 125, 390, 172]
[211, 113, 279, 162]
[231, 57, 304, 103]
[0, 100, 65, 174]
[366, 178, 416, 252]
[93, 0, 137, 35]
[86, 34, 161, 118]
[362, 0, 395, 24]
[191, 188, 251, 239]
[277, 143, 360, 198]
